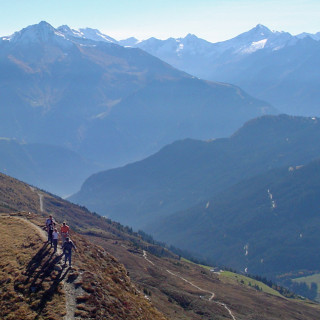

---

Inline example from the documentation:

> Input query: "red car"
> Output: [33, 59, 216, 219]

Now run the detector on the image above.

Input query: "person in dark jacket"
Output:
[45, 215, 55, 243]
[62, 237, 76, 267]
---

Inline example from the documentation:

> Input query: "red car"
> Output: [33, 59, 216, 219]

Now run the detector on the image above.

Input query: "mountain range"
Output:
[70, 114, 320, 279]
[125, 25, 320, 116]
[61, 23, 320, 116]
[0, 21, 273, 195]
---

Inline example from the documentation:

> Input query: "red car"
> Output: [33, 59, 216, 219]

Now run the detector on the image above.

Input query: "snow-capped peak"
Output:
[57, 25, 84, 39]
[78, 28, 117, 43]
[8, 21, 66, 44]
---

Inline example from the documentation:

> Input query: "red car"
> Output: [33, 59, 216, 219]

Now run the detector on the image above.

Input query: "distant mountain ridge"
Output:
[125, 25, 320, 116]
[52, 23, 320, 116]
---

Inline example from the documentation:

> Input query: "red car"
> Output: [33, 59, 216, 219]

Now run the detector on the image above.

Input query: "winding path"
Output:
[1, 212, 78, 320]
[143, 250, 237, 320]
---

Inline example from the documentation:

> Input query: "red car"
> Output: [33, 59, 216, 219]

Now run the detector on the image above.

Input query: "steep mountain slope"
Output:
[123, 25, 320, 116]
[1, 172, 320, 319]
[0, 21, 273, 171]
[80, 78, 271, 165]
[70, 115, 320, 229]
[0, 138, 99, 196]
[0, 216, 66, 319]
[0, 214, 166, 320]
[150, 159, 320, 278]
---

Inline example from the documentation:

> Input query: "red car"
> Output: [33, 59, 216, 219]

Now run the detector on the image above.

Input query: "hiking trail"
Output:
[29, 186, 44, 212]
[0, 213, 82, 320]
[143, 250, 237, 320]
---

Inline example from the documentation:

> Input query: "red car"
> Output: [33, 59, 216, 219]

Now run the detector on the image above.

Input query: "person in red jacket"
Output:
[60, 222, 70, 246]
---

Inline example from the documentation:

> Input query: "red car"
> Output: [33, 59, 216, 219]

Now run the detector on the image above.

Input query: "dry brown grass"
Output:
[65, 233, 167, 320]
[0, 216, 66, 320]
[0, 209, 167, 319]
[92, 235, 320, 320]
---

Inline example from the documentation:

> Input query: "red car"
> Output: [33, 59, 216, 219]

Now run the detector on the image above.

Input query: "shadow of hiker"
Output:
[22, 243, 70, 317]
[25, 243, 60, 285]
[35, 266, 71, 318]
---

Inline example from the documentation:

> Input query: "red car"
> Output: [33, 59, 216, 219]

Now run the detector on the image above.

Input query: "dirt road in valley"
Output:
[143, 250, 237, 320]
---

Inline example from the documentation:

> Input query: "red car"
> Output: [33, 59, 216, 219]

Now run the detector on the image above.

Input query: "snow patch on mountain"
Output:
[239, 39, 268, 54]
[78, 28, 117, 43]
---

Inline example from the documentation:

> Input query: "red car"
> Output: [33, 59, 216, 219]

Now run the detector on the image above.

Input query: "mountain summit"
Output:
[6, 21, 66, 44]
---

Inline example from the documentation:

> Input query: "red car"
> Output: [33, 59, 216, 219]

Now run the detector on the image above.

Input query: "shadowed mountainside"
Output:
[149, 158, 320, 278]
[70, 115, 320, 229]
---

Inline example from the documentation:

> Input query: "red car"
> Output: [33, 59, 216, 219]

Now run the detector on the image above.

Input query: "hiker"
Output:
[45, 215, 55, 242]
[48, 222, 55, 247]
[52, 228, 59, 253]
[62, 237, 76, 267]
[60, 222, 70, 246]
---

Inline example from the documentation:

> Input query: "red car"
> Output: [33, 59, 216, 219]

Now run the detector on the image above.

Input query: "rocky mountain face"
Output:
[70, 115, 320, 279]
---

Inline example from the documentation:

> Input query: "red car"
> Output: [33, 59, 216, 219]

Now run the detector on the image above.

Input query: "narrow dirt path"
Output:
[143, 250, 237, 320]
[29, 186, 44, 212]
[143, 250, 155, 266]
[166, 269, 215, 298]
[38, 193, 44, 212]
[0, 213, 80, 320]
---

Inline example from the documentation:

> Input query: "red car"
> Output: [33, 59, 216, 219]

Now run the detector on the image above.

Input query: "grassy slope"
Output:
[293, 274, 320, 301]
[1, 172, 320, 319]
[221, 271, 283, 297]
[0, 215, 66, 320]
[93, 235, 320, 320]
[181, 257, 283, 297]
[0, 212, 167, 320]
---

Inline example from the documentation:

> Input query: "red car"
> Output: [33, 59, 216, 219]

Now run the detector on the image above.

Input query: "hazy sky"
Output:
[1, 0, 320, 42]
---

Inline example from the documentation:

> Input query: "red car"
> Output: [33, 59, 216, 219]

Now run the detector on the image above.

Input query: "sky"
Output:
[1, 0, 320, 42]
